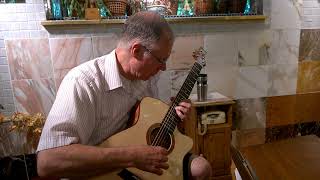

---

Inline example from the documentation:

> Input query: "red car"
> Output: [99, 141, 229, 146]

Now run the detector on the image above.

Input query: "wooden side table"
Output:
[240, 135, 320, 180]
[183, 96, 234, 180]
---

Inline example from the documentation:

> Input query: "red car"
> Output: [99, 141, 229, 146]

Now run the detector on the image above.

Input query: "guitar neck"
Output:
[162, 62, 203, 134]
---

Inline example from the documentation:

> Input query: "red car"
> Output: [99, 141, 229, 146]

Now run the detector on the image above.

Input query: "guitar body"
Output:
[91, 97, 193, 180]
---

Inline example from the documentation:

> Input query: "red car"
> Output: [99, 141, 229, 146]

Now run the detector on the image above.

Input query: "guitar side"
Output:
[91, 97, 193, 180]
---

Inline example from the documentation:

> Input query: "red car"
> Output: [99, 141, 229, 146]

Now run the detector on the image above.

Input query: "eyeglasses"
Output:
[142, 46, 167, 65]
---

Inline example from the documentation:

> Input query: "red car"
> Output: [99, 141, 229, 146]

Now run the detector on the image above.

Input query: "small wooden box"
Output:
[85, 8, 101, 20]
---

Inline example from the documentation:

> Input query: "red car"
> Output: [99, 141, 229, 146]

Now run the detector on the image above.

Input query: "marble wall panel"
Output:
[5, 38, 52, 80]
[297, 61, 320, 93]
[268, 63, 298, 96]
[167, 66, 238, 102]
[49, 37, 93, 88]
[236, 30, 272, 66]
[270, 0, 302, 29]
[235, 65, 270, 99]
[11, 79, 56, 116]
[156, 70, 171, 103]
[54, 68, 71, 90]
[168, 35, 204, 70]
[296, 92, 320, 123]
[273, 29, 300, 65]
[266, 95, 297, 127]
[205, 32, 238, 67]
[50, 37, 93, 69]
[170, 70, 195, 97]
[205, 64, 238, 98]
[233, 98, 266, 130]
[92, 35, 119, 58]
[299, 29, 320, 61]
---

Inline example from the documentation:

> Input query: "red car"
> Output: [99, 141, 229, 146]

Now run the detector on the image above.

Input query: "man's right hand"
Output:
[128, 145, 169, 175]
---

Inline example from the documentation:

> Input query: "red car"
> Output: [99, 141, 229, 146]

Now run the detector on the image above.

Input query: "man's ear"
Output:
[131, 43, 143, 61]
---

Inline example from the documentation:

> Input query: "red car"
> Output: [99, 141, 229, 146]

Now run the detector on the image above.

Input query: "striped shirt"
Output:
[37, 50, 158, 151]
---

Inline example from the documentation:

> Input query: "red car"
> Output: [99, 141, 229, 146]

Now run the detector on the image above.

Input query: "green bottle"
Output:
[177, 0, 194, 16]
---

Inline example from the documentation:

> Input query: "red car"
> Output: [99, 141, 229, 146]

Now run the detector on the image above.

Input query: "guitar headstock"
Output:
[192, 47, 207, 67]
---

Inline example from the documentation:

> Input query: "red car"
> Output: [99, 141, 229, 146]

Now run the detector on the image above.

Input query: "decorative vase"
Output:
[51, 0, 63, 19]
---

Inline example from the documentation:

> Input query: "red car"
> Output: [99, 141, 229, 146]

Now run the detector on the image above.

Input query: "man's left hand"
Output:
[174, 99, 191, 121]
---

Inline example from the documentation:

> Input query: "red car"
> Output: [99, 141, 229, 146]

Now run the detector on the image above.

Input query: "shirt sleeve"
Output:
[37, 73, 97, 152]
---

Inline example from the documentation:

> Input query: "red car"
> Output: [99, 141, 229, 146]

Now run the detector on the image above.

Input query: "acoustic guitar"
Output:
[91, 47, 207, 180]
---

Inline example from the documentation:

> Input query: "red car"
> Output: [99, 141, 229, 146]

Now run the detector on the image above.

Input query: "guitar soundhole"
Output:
[147, 124, 174, 153]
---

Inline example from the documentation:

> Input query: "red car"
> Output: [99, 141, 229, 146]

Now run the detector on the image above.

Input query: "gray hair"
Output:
[118, 11, 174, 49]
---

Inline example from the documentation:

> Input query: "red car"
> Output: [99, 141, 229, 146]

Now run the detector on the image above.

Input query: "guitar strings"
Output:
[152, 51, 205, 147]
[151, 62, 203, 147]
[152, 62, 202, 147]
[152, 72, 195, 146]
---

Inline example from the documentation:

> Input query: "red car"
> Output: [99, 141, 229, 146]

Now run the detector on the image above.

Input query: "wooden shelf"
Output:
[41, 15, 267, 26]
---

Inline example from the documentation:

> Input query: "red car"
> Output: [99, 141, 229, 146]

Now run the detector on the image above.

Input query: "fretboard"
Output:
[161, 62, 203, 135]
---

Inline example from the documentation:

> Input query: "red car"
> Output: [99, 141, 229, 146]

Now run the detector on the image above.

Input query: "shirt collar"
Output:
[104, 50, 123, 91]
[104, 50, 149, 97]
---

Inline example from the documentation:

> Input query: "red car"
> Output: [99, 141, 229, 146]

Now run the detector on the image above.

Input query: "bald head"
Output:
[118, 12, 174, 49]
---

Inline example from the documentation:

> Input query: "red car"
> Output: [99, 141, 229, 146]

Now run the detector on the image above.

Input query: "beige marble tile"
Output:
[236, 30, 273, 66]
[270, 0, 301, 29]
[299, 29, 320, 61]
[205, 32, 238, 67]
[12, 79, 56, 116]
[168, 35, 204, 70]
[205, 64, 238, 99]
[268, 63, 298, 96]
[235, 65, 270, 99]
[92, 35, 119, 58]
[297, 61, 320, 93]
[270, 29, 300, 65]
[5, 38, 52, 80]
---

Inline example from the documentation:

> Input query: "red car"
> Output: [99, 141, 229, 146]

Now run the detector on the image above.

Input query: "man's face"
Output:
[135, 36, 173, 81]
